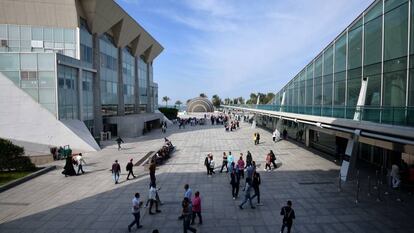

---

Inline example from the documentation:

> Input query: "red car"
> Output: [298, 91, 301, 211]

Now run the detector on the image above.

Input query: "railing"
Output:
[225, 104, 414, 127]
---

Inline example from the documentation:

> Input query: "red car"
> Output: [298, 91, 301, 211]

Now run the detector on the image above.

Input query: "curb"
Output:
[0, 166, 56, 193]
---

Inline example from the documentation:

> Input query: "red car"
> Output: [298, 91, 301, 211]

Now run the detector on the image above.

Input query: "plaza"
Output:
[0, 119, 413, 233]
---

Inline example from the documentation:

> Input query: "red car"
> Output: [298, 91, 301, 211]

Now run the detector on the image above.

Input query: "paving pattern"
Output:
[0, 116, 413, 233]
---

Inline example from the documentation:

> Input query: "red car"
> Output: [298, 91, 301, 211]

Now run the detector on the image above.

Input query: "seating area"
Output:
[151, 138, 175, 165]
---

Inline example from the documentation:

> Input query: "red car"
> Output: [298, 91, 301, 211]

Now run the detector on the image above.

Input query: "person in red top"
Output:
[265, 154, 272, 171]
[191, 191, 202, 225]
[237, 155, 245, 178]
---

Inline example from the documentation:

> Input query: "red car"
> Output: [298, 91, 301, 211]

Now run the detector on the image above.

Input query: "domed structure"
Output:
[187, 97, 214, 112]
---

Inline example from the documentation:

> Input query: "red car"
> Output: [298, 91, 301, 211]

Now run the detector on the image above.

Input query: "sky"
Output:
[116, 0, 374, 105]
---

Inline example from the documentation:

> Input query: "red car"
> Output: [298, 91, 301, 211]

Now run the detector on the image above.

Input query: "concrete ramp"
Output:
[0, 73, 99, 153]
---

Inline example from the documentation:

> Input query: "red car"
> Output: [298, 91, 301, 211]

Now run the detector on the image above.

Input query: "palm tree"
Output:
[199, 93, 207, 98]
[175, 100, 182, 109]
[162, 96, 170, 107]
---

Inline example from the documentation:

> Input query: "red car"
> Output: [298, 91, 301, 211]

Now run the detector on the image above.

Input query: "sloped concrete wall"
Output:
[0, 73, 99, 153]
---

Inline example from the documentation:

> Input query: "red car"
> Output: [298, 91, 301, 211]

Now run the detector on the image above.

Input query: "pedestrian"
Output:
[246, 151, 252, 167]
[227, 151, 234, 167]
[204, 154, 211, 176]
[209, 155, 216, 175]
[280, 200, 295, 233]
[128, 193, 143, 232]
[239, 177, 255, 209]
[126, 159, 136, 180]
[149, 161, 156, 184]
[256, 133, 260, 144]
[220, 152, 228, 173]
[161, 123, 166, 133]
[179, 184, 193, 220]
[265, 153, 272, 171]
[391, 164, 401, 189]
[182, 197, 197, 233]
[148, 183, 161, 215]
[269, 150, 277, 169]
[191, 191, 202, 225]
[253, 133, 257, 145]
[112, 160, 121, 184]
[74, 153, 86, 175]
[246, 162, 254, 180]
[251, 171, 262, 206]
[116, 137, 124, 150]
[237, 155, 245, 179]
[230, 164, 240, 199]
[273, 129, 277, 142]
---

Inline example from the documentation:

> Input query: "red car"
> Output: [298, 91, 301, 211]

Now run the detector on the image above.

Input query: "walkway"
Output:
[0, 117, 413, 233]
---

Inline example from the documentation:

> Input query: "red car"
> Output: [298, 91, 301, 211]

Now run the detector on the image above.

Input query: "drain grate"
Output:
[298, 181, 334, 185]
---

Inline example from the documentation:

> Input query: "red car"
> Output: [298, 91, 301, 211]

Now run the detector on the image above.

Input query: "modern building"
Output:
[225, 0, 414, 180]
[0, 0, 163, 153]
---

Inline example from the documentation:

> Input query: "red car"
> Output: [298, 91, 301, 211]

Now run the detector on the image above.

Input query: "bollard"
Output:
[338, 172, 342, 192]
[376, 179, 381, 202]
[367, 176, 371, 197]
[355, 170, 360, 204]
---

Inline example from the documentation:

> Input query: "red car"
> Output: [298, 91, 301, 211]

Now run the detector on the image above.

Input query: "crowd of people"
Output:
[153, 138, 175, 165]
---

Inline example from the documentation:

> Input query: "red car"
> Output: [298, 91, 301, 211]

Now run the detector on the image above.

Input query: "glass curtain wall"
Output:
[58, 64, 78, 119]
[334, 33, 347, 118]
[99, 34, 118, 116]
[323, 45, 334, 116]
[80, 19, 93, 68]
[138, 57, 148, 111]
[82, 71, 94, 132]
[122, 48, 136, 114]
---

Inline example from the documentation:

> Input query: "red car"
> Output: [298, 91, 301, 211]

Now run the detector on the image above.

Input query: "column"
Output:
[117, 48, 125, 116]
[92, 34, 103, 136]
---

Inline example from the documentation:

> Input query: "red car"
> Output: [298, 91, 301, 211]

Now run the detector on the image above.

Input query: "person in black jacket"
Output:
[230, 165, 239, 199]
[116, 137, 124, 150]
[204, 154, 211, 176]
[280, 200, 295, 233]
[269, 150, 277, 169]
[126, 159, 136, 180]
[251, 171, 262, 205]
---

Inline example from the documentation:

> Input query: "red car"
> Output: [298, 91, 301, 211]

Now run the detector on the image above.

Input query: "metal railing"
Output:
[225, 104, 414, 127]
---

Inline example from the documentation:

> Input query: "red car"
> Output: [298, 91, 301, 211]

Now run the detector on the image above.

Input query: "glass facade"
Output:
[260, 0, 414, 127]
[122, 48, 135, 114]
[99, 34, 118, 116]
[82, 70, 94, 132]
[138, 57, 148, 109]
[58, 64, 78, 119]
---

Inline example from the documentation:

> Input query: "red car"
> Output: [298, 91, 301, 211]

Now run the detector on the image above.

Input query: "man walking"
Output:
[128, 193, 143, 232]
[126, 159, 136, 180]
[116, 137, 124, 150]
[75, 153, 86, 175]
[191, 191, 202, 225]
[220, 152, 228, 173]
[112, 160, 121, 184]
[182, 197, 197, 233]
[230, 166, 239, 199]
[239, 177, 255, 209]
[148, 183, 161, 215]
[179, 184, 193, 220]
[251, 171, 262, 206]
[280, 200, 295, 233]
[204, 154, 210, 176]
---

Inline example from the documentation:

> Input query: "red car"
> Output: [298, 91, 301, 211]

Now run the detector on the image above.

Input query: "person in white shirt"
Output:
[209, 156, 216, 175]
[148, 183, 161, 215]
[128, 193, 143, 232]
[75, 153, 86, 175]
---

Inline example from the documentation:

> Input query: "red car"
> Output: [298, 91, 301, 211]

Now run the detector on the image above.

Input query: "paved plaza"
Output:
[0, 117, 414, 233]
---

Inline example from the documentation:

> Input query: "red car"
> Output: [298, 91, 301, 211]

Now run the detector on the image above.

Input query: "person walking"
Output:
[246, 151, 252, 167]
[251, 171, 262, 206]
[269, 150, 277, 169]
[149, 161, 156, 184]
[237, 155, 245, 179]
[391, 164, 401, 189]
[273, 130, 277, 142]
[62, 154, 77, 177]
[126, 159, 136, 180]
[256, 133, 260, 145]
[191, 191, 202, 225]
[161, 123, 166, 133]
[227, 151, 234, 172]
[179, 184, 193, 220]
[182, 197, 197, 233]
[204, 154, 211, 176]
[220, 152, 228, 173]
[112, 160, 121, 184]
[116, 137, 124, 150]
[265, 153, 272, 171]
[230, 165, 240, 199]
[209, 155, 216, 175]
[280, 200, 295, 233]
[128, 193, 143, 232]
[148, 183, 161, 215]
[75, 153, 86, 175]
[253, 133, 257, 145]
[239, 177, 255, 209]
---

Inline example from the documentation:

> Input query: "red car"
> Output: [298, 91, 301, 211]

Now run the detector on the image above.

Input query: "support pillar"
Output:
[305, 127, 310, 147]
[340, 129, 361, 181]
[92, 34, 103, 136]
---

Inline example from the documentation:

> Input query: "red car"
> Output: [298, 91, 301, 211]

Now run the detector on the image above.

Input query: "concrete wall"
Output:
[106, 113, 163, 138]
[0, 73, 100, 153]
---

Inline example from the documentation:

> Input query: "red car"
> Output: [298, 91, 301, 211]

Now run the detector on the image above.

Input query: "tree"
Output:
[264, 92, 275, 104]
[162, 96, 170, 107]
[237, 97, 245, 104]
[224, 98, 231, 105]
[0, 138, 35, 171]
[211, 94, 221, 108]
[199, 93, 207, 98]
[175, 100, 182, 109]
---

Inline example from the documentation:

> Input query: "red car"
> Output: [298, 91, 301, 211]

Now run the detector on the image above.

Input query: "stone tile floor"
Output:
[0, 117, 413, 233]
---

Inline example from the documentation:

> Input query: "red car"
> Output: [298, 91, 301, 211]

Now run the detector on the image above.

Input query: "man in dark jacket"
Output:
[251, 171, 262, 206]
[112, 160, 121, 184]
[126, 159, 136, 180]
[116, 137, 124, 150]
[280, 200, 295, 233]
[204, 154, 210, 176]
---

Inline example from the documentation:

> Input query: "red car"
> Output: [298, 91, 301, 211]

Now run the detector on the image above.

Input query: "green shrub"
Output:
[158, 107, 179, 120]
[0, 138, 36, 171]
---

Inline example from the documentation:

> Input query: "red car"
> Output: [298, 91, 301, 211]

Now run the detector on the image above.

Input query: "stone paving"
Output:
[0, 116, 414, 233]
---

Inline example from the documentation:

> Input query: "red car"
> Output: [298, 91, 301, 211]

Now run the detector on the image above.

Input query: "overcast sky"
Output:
[117, 0, 374, 104]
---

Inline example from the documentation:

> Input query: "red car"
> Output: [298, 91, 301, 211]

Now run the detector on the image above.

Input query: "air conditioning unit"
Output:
[0, 39, 7, 47]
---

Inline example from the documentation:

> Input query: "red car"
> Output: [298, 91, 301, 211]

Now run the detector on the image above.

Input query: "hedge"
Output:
[158, 107, 178, 120]
[0, 138, 36, 171]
